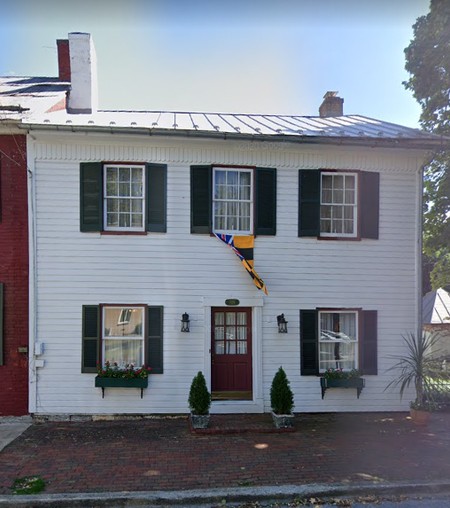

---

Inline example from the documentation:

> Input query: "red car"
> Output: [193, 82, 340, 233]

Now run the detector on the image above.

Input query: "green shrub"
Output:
[12, 476, 45, 495]
[270, 366, 294, 415]
[188, 371, 211, 415]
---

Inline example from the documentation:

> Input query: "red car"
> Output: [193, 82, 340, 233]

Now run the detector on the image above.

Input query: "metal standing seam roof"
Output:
[1, 76, 449, 148]
[423, 288, 450, 325]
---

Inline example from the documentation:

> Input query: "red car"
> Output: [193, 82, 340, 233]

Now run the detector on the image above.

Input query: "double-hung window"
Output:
[213, 168, 253, 234]
[298, 169, 379, 240]
[300, 308, 378, 376]
[80, 162, 167, 233]
[320, 172, 357, 237]
[318, 310, 358, 372]
[190, 165, 276, 236]
[104, 165, 145, 232]
[81, 305, 164, 374]
[102, 306, 144, 367]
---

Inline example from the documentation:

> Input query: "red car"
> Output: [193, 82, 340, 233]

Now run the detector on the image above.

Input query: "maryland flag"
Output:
[214, 234, 269, 295]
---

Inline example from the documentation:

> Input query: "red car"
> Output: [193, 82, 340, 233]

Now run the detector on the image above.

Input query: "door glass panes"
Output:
[104, 165, 144, 230]
[319, 311, 357, 372]
[102, 307, 144, 367]
[213, 168, 253, 234]
[214, 311, 248, 355]
[320, 173, 357, 236]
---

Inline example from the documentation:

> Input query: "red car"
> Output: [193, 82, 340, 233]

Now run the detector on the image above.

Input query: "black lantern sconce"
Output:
[181, 312, 190, 333]
[277, 313, 288, 333]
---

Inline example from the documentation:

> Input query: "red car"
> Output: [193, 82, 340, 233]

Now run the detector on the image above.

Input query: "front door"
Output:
[211, 307, 252, 400]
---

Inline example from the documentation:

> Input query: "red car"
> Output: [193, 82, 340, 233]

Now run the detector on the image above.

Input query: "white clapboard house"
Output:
[20, 33, 446, 416]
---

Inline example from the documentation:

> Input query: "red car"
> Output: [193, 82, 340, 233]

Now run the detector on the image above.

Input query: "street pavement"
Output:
[0, 411, 449, 506]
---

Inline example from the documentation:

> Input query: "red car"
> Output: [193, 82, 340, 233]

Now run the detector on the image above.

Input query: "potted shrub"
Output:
[320, 368, 365, 399]
[95, 361, 151, 398]
[270, 366, 295, 428]
[188, 371, 211, 429]
[385, 332, 442, 425]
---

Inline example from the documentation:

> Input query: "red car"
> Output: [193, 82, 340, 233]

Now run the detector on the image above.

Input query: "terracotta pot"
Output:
[410, 408, 431, 426]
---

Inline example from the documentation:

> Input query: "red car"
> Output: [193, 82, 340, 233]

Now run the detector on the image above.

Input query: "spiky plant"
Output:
[385, 332, 443, 410]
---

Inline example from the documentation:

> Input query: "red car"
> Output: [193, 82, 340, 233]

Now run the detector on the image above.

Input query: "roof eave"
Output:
[20, 123, 448, 151]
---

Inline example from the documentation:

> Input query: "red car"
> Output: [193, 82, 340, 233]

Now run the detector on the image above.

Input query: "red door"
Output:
[211, 308, 252, 400]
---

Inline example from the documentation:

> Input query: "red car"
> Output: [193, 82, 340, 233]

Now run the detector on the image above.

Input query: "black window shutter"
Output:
[147, 306, 163, 374]
[360, 310, 378, 375]
[0, 283, 3, 365]
[146, 163, 167, 232]
[255, 167, 276, 236]
[80, 163, 103, 232]
[82, 305, 100, 373]
[298, 170, 320, 237]
[360, 171, 380, 239]
[300, 309, 319, 375]
[191, 165, 211, 234]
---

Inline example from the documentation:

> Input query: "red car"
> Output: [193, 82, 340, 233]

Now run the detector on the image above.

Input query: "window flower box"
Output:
[95, 376, 148, 398]
[320, 369, 365, 399]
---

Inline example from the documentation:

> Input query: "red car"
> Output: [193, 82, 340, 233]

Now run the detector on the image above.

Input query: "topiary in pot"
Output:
[270, 366, 295, 428]
[188, 371, 211, 429]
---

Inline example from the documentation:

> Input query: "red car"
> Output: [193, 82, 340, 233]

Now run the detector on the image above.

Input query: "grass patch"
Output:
[12, 476, 45, 495]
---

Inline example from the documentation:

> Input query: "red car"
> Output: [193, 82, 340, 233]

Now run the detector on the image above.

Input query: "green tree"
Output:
[404, 0, 450, 291]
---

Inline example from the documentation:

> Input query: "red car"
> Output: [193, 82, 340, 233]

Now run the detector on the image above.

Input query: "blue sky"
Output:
[0, 0, 430, 127]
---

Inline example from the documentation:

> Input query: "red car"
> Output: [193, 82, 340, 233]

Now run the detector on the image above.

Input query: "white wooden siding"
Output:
[30, 133, 424, 415]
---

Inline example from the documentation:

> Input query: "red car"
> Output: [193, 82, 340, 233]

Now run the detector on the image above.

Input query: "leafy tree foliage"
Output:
[404, 0, 450, 291]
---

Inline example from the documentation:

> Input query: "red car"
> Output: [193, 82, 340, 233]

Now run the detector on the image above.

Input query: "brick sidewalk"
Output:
[0, 412, 449, 495]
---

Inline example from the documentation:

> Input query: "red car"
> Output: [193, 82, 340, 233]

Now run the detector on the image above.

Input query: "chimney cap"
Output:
[323, 91, 339, 98]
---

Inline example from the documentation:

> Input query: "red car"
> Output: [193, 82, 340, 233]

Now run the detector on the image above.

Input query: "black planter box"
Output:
[95, 376, 148, 398]
[320, 377, 365, 399]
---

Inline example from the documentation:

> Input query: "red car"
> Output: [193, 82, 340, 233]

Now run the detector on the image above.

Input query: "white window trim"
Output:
[320, 171, 358, 238]
[102, 305, 145, 368]
[212, 167, 254, 235]
[103, 164, 146, 232]
[318, 309, 359, 373]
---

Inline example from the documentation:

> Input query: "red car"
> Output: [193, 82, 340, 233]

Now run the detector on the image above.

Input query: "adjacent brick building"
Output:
[0, 132, 29, 415]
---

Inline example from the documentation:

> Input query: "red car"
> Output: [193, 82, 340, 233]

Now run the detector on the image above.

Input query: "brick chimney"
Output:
[319, 91, 344, 117]
[57, 39, 71, 81]
[66, 32, 98, 114]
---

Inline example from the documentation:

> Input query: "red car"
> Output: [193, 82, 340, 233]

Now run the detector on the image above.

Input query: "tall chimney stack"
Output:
[67, 32, 98, 114]
[57, 39, 71, 81]
[319, 91, 344, 117]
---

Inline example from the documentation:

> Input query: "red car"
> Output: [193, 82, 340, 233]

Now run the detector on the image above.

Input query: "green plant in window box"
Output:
[323, 368, 362, 380]
[95, 362, 151, 398]
[96, 361, 151, 379]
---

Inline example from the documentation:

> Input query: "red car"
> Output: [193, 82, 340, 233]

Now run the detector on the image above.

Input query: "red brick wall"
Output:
[0, 134, 29, 416]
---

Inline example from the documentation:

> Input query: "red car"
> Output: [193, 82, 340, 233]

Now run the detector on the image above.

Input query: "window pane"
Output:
[237, 341, 247, 354]
[213, 168, 252, 233]
[119, 214, 130, 228]
[215, 341, 225, 354]
[131, 200, 142, 213]
[226, 341, 236, 354]
[107, 198, 118, 212]
[131, 214, 143, 227]
[119, 167, 130, 182]
[104, 339, 143, 367]
[226, 312, 236, 325]
[107, 213, 118, 227]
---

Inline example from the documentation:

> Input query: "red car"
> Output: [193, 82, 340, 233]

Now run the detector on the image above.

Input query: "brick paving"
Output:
[0, 412, 449, 495]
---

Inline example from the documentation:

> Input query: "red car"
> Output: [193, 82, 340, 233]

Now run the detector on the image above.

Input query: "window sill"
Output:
[101, 231, 148, 236]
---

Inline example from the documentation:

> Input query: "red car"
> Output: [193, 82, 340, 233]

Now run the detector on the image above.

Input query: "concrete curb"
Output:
[1, 481, 450, 507]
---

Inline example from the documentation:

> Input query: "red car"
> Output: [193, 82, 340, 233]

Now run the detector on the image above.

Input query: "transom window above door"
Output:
[213, 167, 253, 234]
[104, 165, 145, 231]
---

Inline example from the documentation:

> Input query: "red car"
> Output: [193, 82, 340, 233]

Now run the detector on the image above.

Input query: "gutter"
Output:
[19, 122, 450, 151]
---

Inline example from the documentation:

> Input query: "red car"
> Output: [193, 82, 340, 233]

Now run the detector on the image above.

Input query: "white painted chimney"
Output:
[67, 32, 98, 114]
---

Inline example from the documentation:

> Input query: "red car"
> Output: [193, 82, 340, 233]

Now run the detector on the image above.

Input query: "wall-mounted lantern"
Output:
[277, 313, 288, 333]
[181, 312, 190, 333]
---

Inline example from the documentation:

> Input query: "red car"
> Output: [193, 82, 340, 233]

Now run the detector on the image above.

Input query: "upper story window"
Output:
[104, 165, 145, 232]
[191, 165, 276, 236]
[298, 169, 379, 240]
[80, 162, 167, 234]
[320, 172, 358, 237]
[213, 168, 253, 234]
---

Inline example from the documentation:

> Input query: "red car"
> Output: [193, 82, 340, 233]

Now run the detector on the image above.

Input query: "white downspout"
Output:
[27, 134, 37, 414]
[417, 159, 424, 340]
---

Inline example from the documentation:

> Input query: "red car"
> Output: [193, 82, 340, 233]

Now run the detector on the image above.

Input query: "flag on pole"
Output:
[214, 234, 269, 295]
